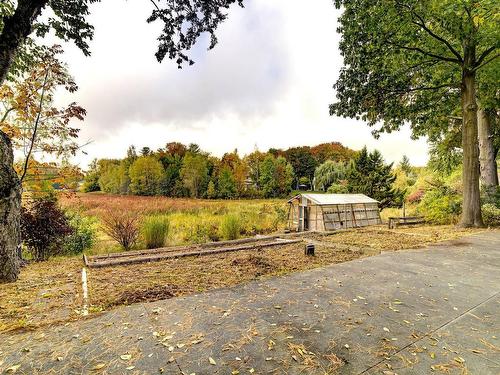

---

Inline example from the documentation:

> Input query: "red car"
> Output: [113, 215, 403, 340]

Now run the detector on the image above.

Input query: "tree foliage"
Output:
[129, 156, 164, 196]
[313, 160, 347, 191]
[259, 155, 294, 198]
[331, 0, 499, 226]
[180, 152, 209, 198]
[0, 45, 85, 184]
[347, 147, 404, 209]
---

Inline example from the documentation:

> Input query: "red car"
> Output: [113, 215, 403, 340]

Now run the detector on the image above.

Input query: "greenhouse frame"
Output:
[287, 193, 382, 232]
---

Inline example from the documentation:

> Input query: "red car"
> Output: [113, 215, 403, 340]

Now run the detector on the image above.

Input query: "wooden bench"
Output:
[388, 216, 425, 229]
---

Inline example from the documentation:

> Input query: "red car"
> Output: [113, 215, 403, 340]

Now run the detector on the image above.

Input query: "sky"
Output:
[55, 0, 429, 169]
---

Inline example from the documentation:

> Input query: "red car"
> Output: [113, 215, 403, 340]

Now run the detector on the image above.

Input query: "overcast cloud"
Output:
[54, 0, 428, 168]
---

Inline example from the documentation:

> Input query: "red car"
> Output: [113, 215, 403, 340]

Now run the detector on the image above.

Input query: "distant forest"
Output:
[83, 141, 400, 204]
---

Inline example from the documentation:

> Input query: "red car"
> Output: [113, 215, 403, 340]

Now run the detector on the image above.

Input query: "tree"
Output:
[82, 159, 100, 192]
[347, 147, 403, 210]
[180, 153, 209, 198]
[128, 156, 164, 196]
[206, 180, 217, 199]
[140, 146, 151, 156]
[313, 160, 347, 191]
[284, 146, 318, 189]
[0, 46, 84, 281]
[158, 153, 184, 197]
[310, 142, 357, 164]
[244, 149, 266, 189]
[331, 0, 499, 227]
[399, 156, 412, 176]
[0, 0, 242, 282]
[259, 155, 294, 198]
[98, 160, 122, 194]
[217, 167, 237, 199]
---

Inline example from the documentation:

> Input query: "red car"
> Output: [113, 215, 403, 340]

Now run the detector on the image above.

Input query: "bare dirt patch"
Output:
[114, 284, 181, 305]
[87, 242, 360, 310]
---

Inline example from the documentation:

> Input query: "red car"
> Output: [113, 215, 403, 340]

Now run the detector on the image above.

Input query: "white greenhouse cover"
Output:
[289, 193, 379, 205]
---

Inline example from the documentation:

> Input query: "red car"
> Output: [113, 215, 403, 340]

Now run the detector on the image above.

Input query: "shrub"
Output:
[220, 214, 241, 240]
[101, 210, 140, 251]
[63, 212, 97, 254]
[407, 189, 425, 204]
[417, 189, 461, 224]
[327, 183, 349, 194]
[482, 186, 500, 208]
[21, 196, 73, 261]
[482, 204, 500, 227]
[142, 215, 170, 249]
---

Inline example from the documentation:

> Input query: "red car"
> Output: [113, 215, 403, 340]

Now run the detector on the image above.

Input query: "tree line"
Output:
[83, 142, 356, 198]
[82, 142, 402, 208]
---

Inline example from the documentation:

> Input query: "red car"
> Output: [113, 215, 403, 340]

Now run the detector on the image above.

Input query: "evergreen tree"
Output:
[399, 155, 412, 175]
[347, 147, 403, 209]
[82, 159, 101, 192]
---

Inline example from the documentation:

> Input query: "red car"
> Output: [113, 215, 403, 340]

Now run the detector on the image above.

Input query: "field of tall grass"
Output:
[60, 193, 289, 254]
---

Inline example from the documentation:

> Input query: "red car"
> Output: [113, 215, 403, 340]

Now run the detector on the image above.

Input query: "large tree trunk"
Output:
[460, 68, 484, 227]
[0, 0, 48, 282]
[0, 130, 21, 282]
[0, 0, 48, 83]
[478, 108, 499, 190]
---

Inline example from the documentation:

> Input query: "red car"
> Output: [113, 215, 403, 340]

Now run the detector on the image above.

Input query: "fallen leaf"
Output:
[126, 366, 135, 370]
[120, 354, 132, 361]
[6, 365, 21, 373]
[209, 357, 216, 365]
[383, 327, 390, 332]
[92, 363, 106, 370]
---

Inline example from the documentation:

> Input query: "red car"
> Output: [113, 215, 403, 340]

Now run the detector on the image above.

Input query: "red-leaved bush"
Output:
[21, 196, 73, 261]
[407, 189, 425, 204]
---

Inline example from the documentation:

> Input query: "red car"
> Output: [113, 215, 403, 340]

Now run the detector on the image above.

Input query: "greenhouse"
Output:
[287, 193, 381, 232]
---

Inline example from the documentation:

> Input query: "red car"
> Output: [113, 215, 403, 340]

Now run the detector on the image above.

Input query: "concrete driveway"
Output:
[1, 231, 499, 374]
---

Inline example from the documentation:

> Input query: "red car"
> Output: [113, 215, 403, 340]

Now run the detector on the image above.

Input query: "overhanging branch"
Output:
[410, 13, 463, 63]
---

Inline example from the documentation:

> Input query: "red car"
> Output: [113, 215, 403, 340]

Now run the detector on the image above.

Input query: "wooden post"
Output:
[351, 204, 357, 227]
[336, 204, 342, 229]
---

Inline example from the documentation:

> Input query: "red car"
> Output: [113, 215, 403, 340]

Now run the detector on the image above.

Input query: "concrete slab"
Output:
[1, 231, 499, 374]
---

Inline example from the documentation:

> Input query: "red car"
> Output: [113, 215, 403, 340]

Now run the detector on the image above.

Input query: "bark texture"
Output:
[0, 130, 21, 282]
[478, 108, 499, 190]
[0, 0, 47, 82]
[0, 0, 48, 282]
[460, 68, 484, 227]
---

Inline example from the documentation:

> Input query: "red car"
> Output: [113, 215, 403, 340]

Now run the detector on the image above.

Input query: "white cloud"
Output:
[53, 0, 428, 169]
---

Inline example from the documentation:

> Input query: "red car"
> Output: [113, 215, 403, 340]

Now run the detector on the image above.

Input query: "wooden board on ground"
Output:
[84, 237, 303, 268]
